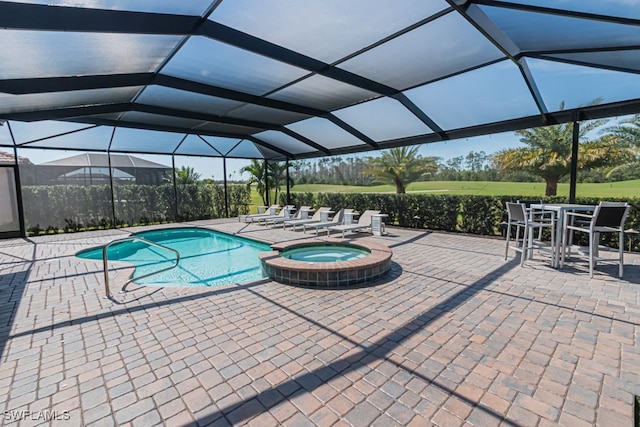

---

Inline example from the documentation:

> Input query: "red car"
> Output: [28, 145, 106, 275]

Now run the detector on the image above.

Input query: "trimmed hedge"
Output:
[22, 183, 251, 235]
[281, 192, 640, 250]
[20, 183, 639, 252]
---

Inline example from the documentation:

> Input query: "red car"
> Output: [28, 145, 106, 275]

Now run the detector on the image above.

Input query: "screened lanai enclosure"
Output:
[1, 0, 640, 238]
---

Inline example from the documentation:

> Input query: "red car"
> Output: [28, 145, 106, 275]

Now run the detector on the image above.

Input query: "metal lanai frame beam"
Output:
[472, 0, 640, 27]
[198, 21, 445, 138]
[0, 2, 198, 34]
[132, 104, 277, 130]
[133, 105, 329, 155]
[0, 3, 393, 150]
[246, 136, 294, 160]
[522, 53, 640, 77]
[448, 1, 549, 118]
[290, 96, 640, 160]
[0, 1, 441, 150]
[1, 103, 132, 121]
[277, 129, 332, 156]
[87, 117, 295, 159]
[0, 73, 154, 94]
[155, 75, 326, 117]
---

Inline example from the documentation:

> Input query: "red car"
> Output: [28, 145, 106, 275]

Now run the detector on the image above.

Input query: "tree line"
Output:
[289, 113, 640, 196]
[173, 112, 640, 199]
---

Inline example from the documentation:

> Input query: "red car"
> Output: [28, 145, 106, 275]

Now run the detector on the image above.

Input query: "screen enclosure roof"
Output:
[1, 0, 640, 161]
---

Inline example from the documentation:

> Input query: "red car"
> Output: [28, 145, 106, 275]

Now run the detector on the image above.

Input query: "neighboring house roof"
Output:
[39, 153, 170, 169]
[0, 150, 32, 165]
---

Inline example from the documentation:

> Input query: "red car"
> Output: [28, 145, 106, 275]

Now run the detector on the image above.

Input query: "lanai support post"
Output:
[107, 127, 117, 229]
[223, 157, 229, 218]
[172, 155, 178, 221]
[286, 158, 290, 205]
[569, 120, 579, 203]
[107, 150, 117, 228]
[264, 159, 270, 206]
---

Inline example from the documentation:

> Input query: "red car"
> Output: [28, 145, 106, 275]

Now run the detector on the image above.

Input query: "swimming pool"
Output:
[77, 227, 270, 287]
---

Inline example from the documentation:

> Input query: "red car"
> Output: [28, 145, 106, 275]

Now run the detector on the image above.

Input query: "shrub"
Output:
[283, 192, 640, 250]
[20, 183, 640, 250]
[459, 196, 503, 235]
[22, 183, 251, 235]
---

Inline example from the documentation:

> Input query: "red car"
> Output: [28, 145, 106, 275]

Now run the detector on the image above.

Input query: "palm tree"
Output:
[366, 146, 438, 193]
[606, 114, 640, 146]
[268, 161, 293, 203]
[493, 105, 631, 196]
[241, 160, 268, 205]
[241, 160, 295, 204]
[604, 150, 640, 181]
[602, 115, 640, 180]
[174, 166, 201, 185]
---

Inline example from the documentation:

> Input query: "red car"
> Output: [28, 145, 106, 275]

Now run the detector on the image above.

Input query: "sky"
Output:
[419, 131, 521, 160]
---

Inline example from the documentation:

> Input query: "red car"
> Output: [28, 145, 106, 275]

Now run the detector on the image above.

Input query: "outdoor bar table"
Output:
[530, 203, 596, 268]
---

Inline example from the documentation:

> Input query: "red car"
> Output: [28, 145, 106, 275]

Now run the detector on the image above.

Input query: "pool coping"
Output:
[259, 238, 393, 288]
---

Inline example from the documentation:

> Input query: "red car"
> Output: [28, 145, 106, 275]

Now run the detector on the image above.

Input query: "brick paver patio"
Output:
[1, 219, 639, 426]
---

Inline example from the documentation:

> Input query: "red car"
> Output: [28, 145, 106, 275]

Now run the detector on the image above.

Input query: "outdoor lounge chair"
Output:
[252, 205, 295, 224]
[266, 206, 311, 227]
[328, 210, 380, 238]
[284, 207, 332, 231]
[241, 205, 280, 223]
[303, 208, 353, 235]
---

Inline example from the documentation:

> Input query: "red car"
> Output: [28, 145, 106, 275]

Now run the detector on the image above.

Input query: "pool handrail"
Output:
[102, 236, 180, 298]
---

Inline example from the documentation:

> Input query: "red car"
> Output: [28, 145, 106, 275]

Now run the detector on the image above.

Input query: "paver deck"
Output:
[1, 219, 639, 426]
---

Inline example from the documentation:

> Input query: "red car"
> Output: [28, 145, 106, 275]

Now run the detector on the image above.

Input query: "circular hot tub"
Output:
[259, 239, 392, 288]
[282, 245, 369, 262]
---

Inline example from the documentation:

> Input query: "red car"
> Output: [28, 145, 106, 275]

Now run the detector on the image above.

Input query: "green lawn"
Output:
[291, 180, 640, 198]
[247, 180, 640, 213]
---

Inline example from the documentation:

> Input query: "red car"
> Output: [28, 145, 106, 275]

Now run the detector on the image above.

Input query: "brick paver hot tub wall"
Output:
[259, 238, 392, 288]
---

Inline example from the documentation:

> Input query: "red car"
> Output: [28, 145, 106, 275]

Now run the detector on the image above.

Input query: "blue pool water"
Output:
[282, 245, 369, 262]
[77, 227, 270, 287]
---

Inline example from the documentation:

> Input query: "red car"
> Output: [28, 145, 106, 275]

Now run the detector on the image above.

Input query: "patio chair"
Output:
[283, 207, 332, 231]
[560, 201, 630, 278]
[241, 205, 280, 223]
[517, 199, 544, 241]
[504, 202, 555, 267]
[328, 210, 380, 238]
[252, 205, 295, 225]
[266, 206, 311, 227]
[303, 208, 352, 235]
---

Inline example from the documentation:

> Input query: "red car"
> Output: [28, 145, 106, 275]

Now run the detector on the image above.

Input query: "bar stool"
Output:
[505, 202, 555, 266]
[561, 201, 630, 278]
